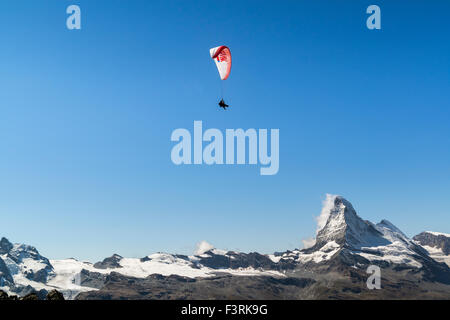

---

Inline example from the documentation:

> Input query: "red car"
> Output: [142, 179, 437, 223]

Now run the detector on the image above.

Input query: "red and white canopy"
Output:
[210, 46, 232, 80]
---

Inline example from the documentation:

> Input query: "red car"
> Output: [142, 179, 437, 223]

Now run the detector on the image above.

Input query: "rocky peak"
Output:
[0, 237, 13, 254]
[0, 258, 14, 284]
[314, 196, 387, 250]
[0, 238, 54, 284]
[94, 254, 123, 269]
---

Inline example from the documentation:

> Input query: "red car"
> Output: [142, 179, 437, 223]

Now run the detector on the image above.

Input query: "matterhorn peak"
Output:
[314, 195, 357, 233]
[312, 195, 387, 250]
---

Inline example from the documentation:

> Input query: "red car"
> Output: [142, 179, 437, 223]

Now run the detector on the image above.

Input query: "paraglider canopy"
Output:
[210, 46, 232, 80]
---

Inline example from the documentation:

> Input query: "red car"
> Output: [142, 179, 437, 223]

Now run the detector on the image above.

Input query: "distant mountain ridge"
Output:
[414, 231, 450, 255]
[1, 195, 450, 299]
[413, 231, 450, 267]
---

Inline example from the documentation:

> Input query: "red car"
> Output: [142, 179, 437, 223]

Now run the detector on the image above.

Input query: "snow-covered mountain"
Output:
[275, 195, 433, 269]
[1, 195, 450, 300]
[0, 238, 284, 299]
[0, 237, 54, 298]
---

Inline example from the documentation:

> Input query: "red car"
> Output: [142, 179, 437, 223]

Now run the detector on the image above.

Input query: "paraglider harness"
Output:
[218, 99, 229, 110]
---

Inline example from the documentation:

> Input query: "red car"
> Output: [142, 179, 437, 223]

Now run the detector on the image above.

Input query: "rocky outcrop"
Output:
[76, 272, 316, 300]
[196, 251, 278, 270]
[94, 254, 123, 269]
[0, 289, 64, 300]
[0, 290, 9, 300]
[0, 257, 14, 284]
[46, 289, 65, 300]
[0, 238, 13, 254]
[414, 232, 450, 255]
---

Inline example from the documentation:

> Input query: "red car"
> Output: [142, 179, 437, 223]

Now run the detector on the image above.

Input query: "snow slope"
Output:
[46, 250, 282, 299]
[420, 246, 450, 267]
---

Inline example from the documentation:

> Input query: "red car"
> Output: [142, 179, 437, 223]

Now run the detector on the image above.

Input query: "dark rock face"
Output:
[27, 267, 54, 283]
[46, 289, 65, 300]
[16, 285, 45, 299]
[79, 269, 109, 289]
[0, 289, 64, 300]
[94, 254, 123, 269]
[0, 290, 9, 300]
[76, 272, 317, 300]
[0, 238, 13, 254]
[195, 251, 277, 270]
[414, 232, 450, 255]
[21, 293, 39, 300]
[0, 290, 19, 300]
[0, 257, 14, 284]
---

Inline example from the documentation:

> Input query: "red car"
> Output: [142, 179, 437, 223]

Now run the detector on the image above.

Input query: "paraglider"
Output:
[218, 99, 229, 110]
[210, 45, 231, 109]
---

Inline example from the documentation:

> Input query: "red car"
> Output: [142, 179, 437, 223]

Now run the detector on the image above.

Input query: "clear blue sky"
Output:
[1, 1, 449, 261]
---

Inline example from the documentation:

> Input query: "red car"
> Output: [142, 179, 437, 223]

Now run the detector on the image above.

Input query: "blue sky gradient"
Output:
[1, 0, 449, 261]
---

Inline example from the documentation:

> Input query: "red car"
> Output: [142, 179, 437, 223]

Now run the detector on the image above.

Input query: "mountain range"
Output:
[1, 195, 449, 299]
